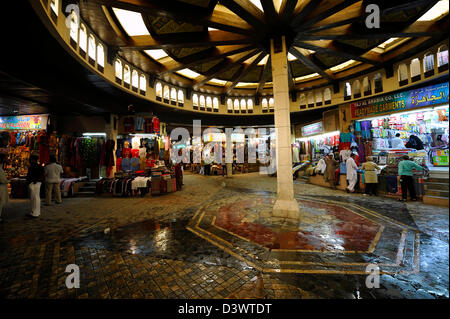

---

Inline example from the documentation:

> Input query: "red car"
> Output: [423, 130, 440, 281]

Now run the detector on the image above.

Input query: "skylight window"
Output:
[208, 78, 227, 86]
[177, 68, 201, 79]
[258, 54, 269, 65]
[288, 53, 297, 61]
[330, 60, 358, 72]
[417, 0, 449, 21]
[144, 49, 168, 60]
[294, 73, 320, 82]
[249, 0, 264, 12]
[112, 8, 150, 36]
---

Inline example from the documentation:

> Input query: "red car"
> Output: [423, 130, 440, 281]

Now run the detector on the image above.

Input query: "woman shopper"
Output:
[26, 155, 44, 218]
[361, 156, 381, 196]
[324, 153, 338, 189]
[398, 155, 423, 202]
[0, 153, 9, 223]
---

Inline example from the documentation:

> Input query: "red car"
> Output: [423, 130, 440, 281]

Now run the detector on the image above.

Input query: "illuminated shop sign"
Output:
[351, 82, 449, 119]
[301, 122, 323, 136]
[0, 114, 48, 130]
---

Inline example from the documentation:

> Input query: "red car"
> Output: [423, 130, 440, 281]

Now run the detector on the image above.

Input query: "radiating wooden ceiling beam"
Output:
[295, 0, 361, 29]
[193, 49, 260, 89]
[295, 40, 382, 66]
[289, 46, 334, 81]
[120, 30, 252, 50]
[279, 0, 299, 25]
[303, 18, 448, 40]
[225, 51, 267, 94]
[290, 0, 321, 28]
[92, 0, 255, 35]
[259, 0, 278, 25]
[160, 44, 258, 75]
[300, 1, 364, 32]
[218, 0, 267, 31]
[256, 57, 271, 95]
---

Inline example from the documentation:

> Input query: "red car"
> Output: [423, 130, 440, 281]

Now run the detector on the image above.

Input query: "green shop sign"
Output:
[351, 82, 449, 119]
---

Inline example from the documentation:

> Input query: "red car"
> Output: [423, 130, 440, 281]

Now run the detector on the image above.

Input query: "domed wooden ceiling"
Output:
[81, 0, 449, 95]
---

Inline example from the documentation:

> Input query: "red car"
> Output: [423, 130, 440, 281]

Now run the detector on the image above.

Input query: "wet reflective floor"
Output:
[0, 173, 448, 299]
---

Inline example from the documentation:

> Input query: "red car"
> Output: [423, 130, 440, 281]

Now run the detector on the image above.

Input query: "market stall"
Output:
[349, 82, 449, 197]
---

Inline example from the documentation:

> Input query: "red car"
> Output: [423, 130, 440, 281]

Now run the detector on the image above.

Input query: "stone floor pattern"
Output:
[0, 173, 448, 299]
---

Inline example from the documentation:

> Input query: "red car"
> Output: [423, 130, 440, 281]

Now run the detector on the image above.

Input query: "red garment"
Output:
[116, 157, 122, 171]
[152, 117, 160, 134]
[122, 148, 132, 158]
[131, 149, 140, 158]
[146, 159, 155, 168]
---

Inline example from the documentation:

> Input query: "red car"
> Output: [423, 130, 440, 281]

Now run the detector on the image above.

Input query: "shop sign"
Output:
[301, 122, 323, 136]
[0, 114, 48, 130]
[351, 82, 449, 119]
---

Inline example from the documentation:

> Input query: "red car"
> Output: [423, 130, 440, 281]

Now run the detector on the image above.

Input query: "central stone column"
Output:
[270, 37, 300, 220]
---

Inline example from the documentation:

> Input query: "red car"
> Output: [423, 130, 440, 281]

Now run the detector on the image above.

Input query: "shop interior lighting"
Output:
[130, 133, 157, 137]
[82, 133, 106, 136]
[296, 131, 340, 142]
[357, 105, 449, 122]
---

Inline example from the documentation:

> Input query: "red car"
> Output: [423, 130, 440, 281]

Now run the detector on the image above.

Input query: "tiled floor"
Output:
[0, 172, 448, 299]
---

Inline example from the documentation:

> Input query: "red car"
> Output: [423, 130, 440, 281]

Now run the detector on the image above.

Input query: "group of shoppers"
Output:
[320, 152, 424, 201]
[0, 154, 63, 222]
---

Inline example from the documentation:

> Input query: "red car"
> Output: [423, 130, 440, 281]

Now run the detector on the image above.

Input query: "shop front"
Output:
[349, 82, 449, 198]
[96, 114, 178, 197]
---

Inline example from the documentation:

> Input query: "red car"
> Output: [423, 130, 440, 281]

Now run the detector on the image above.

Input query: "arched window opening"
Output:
[69, 10, 78, 44]
[132, 70, 139, 90]
[324, 88, 331, 104]
[299, 94, 306, 109]
[437, 45, 449, 71]
[410, 58, 421, 82]
[171, 87, 177, 104]
[398, 64, 408, 86]
[307, 93, 314, 107]
[123, 65, 131, 87]
[206, 96, 212, 110]
[139, 75, 146, 93]
[247, 99, 253, 113]
[114, 60, 122, 80]
[363, 77, 371, 95]
[193, 94, 199, 108]
[155, 82, 162, 99]
[213, 97, 219, 112]
[96, 44, 104, 69]
[315, 91, 323, 106]
[227, 99, 233, 112]
[234, 99, 240, 112]
[262, 98, 268, 112]
[240, 99, 247, 113]
[50, 0, 59, 15]
[344, 82, 351, 100]
[199, 95, 206, 109]
[88, 35, 96, 63]
[423, 53, 435, 76]
[177, 90, 184, 105]
[269, 97, 274, 112]
[374, 73, 383, 93]
[79, 24, 87, 55]
[352, 80, 361, 98]
[163, 85, 170, 101]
